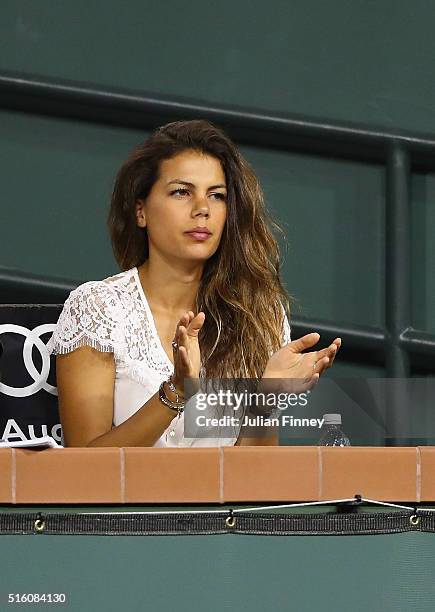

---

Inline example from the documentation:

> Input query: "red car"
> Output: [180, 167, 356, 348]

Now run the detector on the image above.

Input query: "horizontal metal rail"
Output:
[2, 70, 435, 167]
[0, 267, 77, 304]
[400, 328, 435, 357]
[291, 318, 386, 352]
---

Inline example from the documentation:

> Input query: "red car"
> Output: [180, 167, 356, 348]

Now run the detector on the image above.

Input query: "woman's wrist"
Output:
[170, 373, 202, 400]
[167, 375, 185, 400]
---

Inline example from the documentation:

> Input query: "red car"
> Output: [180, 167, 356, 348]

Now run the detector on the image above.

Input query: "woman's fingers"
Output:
[174, 314, 190, 363]
[329, 338, 341, 368]
[178, 328, 189, 350]
[297, 372, 320, 393]
[326, 337, 341, 368]
[312, 338, 341, 369]
[176, 311, 195, 339]
[186, 311, 205, 337]
[173, 311, 205, 363]
[315, 341, 338, 360]
[289, 333, 320, 354]
[175, 314, 204, 352]
[175, 314, 188, 341]
[172, 311, 204, 390]
[314, 355, 330, 375]
[315, 345, 336, 366]
[313, 337, 341, 374]
[176, 344, 189, 368]
[306, 372, 320, 390]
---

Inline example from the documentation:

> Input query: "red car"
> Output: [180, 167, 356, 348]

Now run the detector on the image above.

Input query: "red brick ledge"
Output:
[0, 446, 434, 504]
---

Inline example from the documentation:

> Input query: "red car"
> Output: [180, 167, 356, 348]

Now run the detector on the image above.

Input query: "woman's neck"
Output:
[137, 259, 202, 316]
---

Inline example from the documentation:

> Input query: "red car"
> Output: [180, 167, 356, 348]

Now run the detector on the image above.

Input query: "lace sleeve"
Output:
[46, 281, 126, 356]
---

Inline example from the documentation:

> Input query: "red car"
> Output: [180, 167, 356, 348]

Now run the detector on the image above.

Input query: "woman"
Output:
[48, 119, 340, 447]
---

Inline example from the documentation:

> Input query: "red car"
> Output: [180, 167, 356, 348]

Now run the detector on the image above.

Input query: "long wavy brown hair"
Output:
[108, 119, 291, 379]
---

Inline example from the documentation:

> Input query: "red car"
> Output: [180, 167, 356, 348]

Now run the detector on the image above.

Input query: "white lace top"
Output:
[47, 267, 291, 447]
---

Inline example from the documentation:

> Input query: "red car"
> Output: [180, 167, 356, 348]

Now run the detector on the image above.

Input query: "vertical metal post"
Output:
[385, 141, 411, 376]
[385, 141, 411, 445]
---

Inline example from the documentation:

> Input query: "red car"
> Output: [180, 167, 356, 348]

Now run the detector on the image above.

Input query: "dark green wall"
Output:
[2, 1, 435, 132]
[1, 1, 434, 366]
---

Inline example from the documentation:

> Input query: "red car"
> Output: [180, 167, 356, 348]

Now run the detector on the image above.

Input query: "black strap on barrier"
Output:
[1, 510, 434, 536]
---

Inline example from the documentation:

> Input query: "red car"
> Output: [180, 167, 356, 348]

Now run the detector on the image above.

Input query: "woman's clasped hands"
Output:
[170, 312, 341, 398]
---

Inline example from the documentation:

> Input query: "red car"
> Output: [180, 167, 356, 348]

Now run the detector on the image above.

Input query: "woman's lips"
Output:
[185, 231, 212, 241]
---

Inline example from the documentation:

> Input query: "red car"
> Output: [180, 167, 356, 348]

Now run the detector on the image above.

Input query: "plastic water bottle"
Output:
[318, 413, 351, 446]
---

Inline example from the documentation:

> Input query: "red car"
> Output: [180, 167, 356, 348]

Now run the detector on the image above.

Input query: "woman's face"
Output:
[136, 149, 228, 265]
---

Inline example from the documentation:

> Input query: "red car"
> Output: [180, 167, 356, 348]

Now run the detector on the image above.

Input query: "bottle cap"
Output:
[323, 413, 342, 425]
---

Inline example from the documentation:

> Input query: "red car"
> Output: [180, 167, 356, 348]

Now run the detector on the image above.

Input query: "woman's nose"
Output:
[191, 196, 210, 217]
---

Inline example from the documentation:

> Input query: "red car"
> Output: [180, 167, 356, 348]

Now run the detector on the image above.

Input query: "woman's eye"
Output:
[169, 189, 226, 201]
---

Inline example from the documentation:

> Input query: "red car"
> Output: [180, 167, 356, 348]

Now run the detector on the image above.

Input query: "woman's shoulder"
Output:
[47, 268, 137, 355]
[62, 268, 141, 318]
[47, 269, 134, 353]
[69, 267, 136, 300]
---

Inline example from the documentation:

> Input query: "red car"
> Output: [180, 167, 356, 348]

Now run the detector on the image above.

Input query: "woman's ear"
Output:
[135, 200, 147, 228]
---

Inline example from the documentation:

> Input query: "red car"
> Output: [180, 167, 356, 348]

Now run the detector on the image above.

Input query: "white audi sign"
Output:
[0, 323, 57, 398]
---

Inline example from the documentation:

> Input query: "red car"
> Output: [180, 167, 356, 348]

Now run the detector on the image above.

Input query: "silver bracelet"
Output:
[158, 378, 185, 413]
[166, 376, 185, 402]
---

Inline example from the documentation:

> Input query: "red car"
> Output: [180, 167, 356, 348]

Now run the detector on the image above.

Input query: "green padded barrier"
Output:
[1, 530, 435, 611]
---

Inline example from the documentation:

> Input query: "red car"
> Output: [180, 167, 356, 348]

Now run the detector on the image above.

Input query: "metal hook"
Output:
[225, 509, 236, 528]
[34, 512, 46, 532]
[410, 508, 420, 527]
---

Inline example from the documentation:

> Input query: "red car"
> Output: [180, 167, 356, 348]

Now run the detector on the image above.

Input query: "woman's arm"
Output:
[56, 306, 205, 447]
[56, 346, 179, 447]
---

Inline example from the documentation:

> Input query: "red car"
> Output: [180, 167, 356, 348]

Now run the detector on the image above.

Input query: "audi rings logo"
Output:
[0, 324, 57, 398]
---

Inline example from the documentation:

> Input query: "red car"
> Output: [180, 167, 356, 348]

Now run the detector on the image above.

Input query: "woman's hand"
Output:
[260, 333, 341, 394]
[171, 310, 205, 396]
